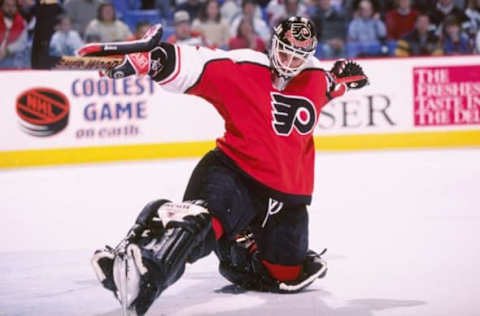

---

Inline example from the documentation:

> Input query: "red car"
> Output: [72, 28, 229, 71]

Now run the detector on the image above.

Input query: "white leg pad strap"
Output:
[91, 250, 115, 282]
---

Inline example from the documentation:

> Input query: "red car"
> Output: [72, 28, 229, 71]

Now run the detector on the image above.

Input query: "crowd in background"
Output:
[0, 0, 479, 69]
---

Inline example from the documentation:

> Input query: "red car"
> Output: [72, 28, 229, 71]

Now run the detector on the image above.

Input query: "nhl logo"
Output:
[16, 88, 70, 137]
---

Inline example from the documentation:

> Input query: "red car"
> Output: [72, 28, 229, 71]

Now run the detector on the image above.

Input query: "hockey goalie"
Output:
[84, 17, 368, 315]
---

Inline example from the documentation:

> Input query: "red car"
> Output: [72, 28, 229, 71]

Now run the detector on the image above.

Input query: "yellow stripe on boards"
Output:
[1, 130, 480, 169]
[0, 140, 216, 169]
[314, 130, 480, 151]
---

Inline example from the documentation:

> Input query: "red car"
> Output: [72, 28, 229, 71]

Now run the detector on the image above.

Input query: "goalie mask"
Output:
[270, 17, 318, 82]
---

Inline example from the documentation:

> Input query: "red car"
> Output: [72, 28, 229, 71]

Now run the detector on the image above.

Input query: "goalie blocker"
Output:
[92, 199, 327, 315]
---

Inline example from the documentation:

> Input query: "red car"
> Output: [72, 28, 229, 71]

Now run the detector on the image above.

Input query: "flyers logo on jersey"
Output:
[270, 92, 316, 136]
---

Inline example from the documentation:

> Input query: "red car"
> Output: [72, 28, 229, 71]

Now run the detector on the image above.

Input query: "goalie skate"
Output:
[278, 249, 328, 293]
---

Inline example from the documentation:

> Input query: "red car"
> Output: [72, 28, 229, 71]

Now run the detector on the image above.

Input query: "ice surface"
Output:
[1, 149, 479, 316]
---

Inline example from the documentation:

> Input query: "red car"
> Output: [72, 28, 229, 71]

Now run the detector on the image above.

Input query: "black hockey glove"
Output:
[329, 59, 369, 90]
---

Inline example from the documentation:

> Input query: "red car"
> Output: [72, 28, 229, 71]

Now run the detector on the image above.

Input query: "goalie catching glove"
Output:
[330, 59, 368, 89]
[326, 59, 368, 99]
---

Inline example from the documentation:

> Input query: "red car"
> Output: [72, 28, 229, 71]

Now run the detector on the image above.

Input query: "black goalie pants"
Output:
[183, 148, 309, 268]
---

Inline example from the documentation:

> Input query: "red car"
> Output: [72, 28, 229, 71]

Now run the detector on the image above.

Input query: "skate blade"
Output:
[113, 253, 141, 316]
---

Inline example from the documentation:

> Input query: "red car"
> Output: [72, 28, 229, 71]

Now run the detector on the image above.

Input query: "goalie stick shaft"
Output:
[52, 56, 124, 70]
[53, 57, 369, 84]
[79, 40, 154, 57]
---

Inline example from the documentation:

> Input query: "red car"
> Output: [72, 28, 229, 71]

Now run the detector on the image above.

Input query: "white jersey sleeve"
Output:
[155, 44, 269, 93]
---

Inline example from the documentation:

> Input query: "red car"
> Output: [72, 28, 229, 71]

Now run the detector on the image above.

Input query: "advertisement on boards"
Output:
[413, 64, 480, 127]
[1, 55, 480, 168]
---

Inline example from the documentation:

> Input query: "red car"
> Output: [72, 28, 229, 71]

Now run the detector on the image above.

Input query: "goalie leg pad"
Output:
[218, 241, 327, 293]
[116, 201, 214, 315]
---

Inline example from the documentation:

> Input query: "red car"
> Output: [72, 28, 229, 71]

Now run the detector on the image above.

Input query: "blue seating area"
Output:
[162, 26, 176, 41]
[112, 0, 141, 15]
[112, 0, 169, 31]
[120, 9, 163, 29]
[109, 0, 402, 59]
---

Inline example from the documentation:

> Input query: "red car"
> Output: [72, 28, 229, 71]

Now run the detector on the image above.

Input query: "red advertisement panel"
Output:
[413, 65, 480, 126]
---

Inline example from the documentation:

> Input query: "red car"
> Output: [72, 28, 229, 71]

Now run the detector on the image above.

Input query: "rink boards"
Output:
[1, 55, 480, 316]
[1, 55, 480, 168]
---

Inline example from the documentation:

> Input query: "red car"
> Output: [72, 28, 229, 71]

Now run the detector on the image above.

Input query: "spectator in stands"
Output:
[441, 14, 472, 54]
[222, 0, 263, 24]
[221, 0, 241, 23]
[395, 12, 442, 56]
[166, 10, 210, 46]
[329, 0, 344, 11]
[231, 0, 270, 43]
[342, 0, 387, 20]
[85, 32, 101, 43]
[265, 0, 282, 24]
[428, 0, 468, 28]
[49, 14, 83, 57]
[346, 0, 387, 57]
[412, 0, 466, 11]
[305, 0, 320, 17]
[228, 16, 265, 51]
[340, 0, 356, 19]
[311, 0, 347, 58]
[176, 0, 202, 21]
[269, 0, 308, 27]
[413, 0, 467, 11]
[64, 0, 101, 37]
[192, 0, 230, 48]
[29, 0, 64, 69]
[378, 0, 397, 13]
[0, 0, 28, 68]
[385, 0, 418, 40]
[127, 21, 152, 41]
[465, 0, 480, 38]
[85, 1, 132, 42]
[16, 0, 35, 27]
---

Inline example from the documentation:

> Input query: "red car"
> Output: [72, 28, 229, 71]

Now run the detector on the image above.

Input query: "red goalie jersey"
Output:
[155, 44, 335, 203]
